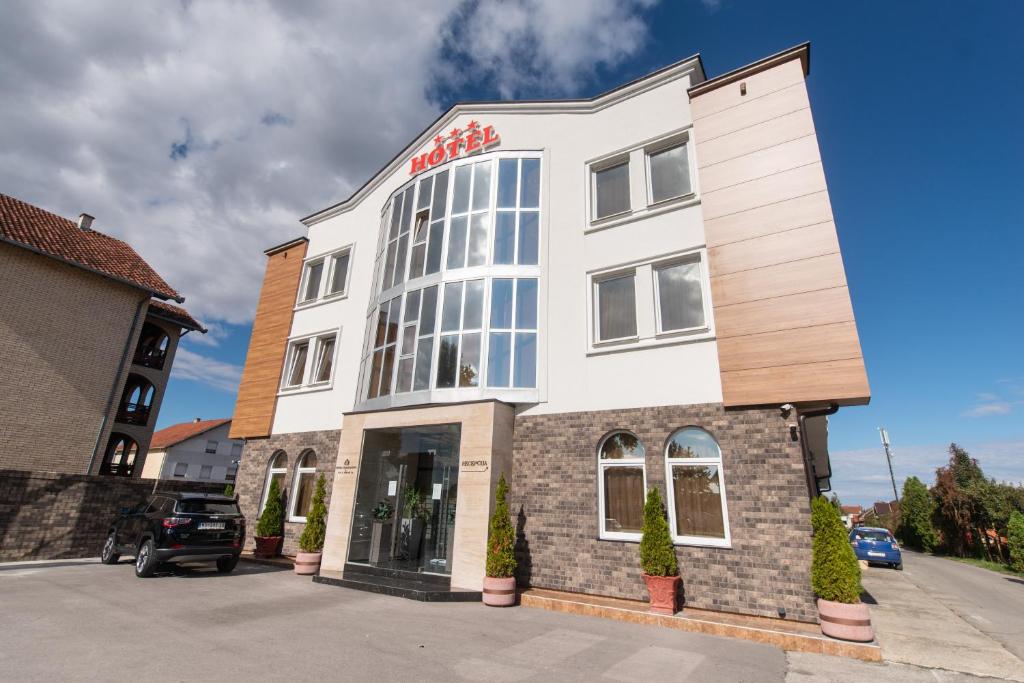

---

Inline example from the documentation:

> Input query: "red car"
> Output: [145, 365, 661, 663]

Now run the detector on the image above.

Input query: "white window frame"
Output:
[597, 431, 647, 542]
[590, 156, 631, 222]
[288, 451, 318, 523]
[651, 254, 711, 337]
[309, 333, 338, 386]
[280, 327, 340, 393]
[644, 133, 695, 207]
[260, 453, 288, 514]
[664, 427, 732, 548]
[324, 246, 354, 299]
[592, 269, 639, 345]
[297, 258, 326, 305]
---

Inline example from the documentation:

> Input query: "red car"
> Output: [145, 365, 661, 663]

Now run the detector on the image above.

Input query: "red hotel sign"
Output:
[409, 120, 500, 175]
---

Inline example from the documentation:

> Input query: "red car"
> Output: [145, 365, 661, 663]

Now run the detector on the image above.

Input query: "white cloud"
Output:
[962, 402, 1013, 417]
[961, 383, 1022, 417]
[170, 347, 243, 393]
[829, 439, 1024, 506]
[0, 0, 660, 326]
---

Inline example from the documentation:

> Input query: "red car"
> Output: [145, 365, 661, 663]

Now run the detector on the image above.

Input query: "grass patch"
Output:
[939, 555, 1024, 578]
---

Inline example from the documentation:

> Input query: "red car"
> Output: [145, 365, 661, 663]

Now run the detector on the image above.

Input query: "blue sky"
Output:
[4, 2, 1019, 506]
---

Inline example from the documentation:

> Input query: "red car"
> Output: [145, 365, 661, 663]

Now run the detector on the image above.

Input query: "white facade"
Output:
[271, 56, 722, 435]
[143, 422, 243, 483]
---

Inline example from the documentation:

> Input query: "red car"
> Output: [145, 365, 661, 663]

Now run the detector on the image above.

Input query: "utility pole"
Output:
[879, 427, 900, 506]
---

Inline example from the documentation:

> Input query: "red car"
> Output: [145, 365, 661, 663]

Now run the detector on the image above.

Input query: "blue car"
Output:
[849, 526, 902, 570]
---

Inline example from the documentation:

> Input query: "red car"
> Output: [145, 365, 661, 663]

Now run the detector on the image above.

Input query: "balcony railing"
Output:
[133, 349, 166, 370]
[99, 462, 134, 477]
[116, 403, 151, 426]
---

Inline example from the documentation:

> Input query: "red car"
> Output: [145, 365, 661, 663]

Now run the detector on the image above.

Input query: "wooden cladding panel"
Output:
[230, 241, 307, 439]
[692, 51, 869, 407]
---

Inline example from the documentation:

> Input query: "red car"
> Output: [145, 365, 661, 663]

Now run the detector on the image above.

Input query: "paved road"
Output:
[0, 559, 784, 682]
[898, 550, 1024, 661]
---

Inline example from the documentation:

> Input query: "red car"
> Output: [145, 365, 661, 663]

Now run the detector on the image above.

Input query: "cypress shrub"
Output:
[899, 476, 938, 552]
[223, 484, 235, 498]
[255, 478, 284, 537]
[298, 474, 328, 553]
[639, 487, 678, 577]
[486, 474, 517, 578]
[811, 495, 861, 603]
[1009, 511, 1024, 573]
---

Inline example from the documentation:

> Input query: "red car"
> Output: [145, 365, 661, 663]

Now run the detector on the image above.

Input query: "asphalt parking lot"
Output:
[0, 559, 785, 682]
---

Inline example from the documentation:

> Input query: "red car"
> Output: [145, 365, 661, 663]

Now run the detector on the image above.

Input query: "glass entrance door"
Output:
[347, 424, 460, 575]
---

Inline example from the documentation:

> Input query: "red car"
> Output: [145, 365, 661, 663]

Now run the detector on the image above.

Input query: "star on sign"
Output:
[434, 134, 444, 146]
[466, 120, 480, 130]
[449, 127, 462, 138]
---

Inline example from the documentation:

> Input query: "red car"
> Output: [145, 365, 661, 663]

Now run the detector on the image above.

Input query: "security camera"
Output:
[780, 403, 794, 417]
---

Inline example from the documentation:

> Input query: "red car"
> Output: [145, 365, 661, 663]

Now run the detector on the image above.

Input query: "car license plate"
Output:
[867, 551, 885, 557]
[199, 522, 225, 530]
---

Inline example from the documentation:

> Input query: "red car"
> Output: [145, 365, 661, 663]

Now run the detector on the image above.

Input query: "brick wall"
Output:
[511, 403, 818, 623]
[0, 469, 222, 561]
[0, 242, 145, 474]
[235, 430, 340, 556]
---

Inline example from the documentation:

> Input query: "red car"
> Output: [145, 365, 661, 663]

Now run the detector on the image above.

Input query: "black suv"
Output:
[101, 492, 245, 577]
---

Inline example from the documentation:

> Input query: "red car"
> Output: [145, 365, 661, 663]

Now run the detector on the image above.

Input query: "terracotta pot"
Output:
[482, 576, 516, 607]
[253, 535, 282, 558]
[817, 598, 874, 642]
[294, 551, 322, 575]
[643, 574, 680, 615]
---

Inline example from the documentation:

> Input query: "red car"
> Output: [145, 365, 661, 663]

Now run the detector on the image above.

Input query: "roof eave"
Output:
[687, 42, 810, 98]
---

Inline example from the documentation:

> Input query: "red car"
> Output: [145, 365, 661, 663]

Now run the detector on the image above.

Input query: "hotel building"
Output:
[231, 43, 869, 623]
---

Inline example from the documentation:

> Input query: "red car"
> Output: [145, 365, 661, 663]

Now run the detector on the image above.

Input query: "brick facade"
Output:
[235, 429, 340, 556]
[510, 403, 818, 623]
[0, 469, 221, 561]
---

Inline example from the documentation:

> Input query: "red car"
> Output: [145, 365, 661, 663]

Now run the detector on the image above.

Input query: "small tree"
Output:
[486, 474, 516, 578]
[899, 476, 938, 552]
[298, 474, 327, 553]
[639, 487, 678, 577]
[811, 495, 861, 603]
[255, 478, 284, 537]
[223, 484, 235, 498]
[1009, 511, 1024, 573]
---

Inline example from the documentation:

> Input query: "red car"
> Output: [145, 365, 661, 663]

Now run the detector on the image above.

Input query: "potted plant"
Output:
[254, 478, 284, 558]
[400, 485, 431, 560]
[483, 474, 517, 606]
[639, 487, 680, 615]
[811, 495, 873, 641]
[370, 499, 394, 564]
[294, 474, 327, 575]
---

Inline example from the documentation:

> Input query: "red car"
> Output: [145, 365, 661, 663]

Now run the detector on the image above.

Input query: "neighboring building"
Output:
[0, 192, 205, 478]
[140, 418, 242, 483]
[840, 505, 863, 529]
[232, 43, 870, 623]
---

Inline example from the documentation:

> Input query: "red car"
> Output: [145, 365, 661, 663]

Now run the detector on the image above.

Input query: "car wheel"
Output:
[895, 562, 903, 571]
[100, 532, 120, 565]
[216, 556, 239, 574]
[135, 539, 157, 578]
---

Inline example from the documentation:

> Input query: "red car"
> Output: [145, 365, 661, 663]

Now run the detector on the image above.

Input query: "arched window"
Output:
[664, 428, 731, 547]
[597, 431, 646, 541]
[135, 322, 170, 369]
[260, 451, 287, 514]
[101, 433, 138, 477]
[117, 374, 155, 426]
[289, 450, 318, 522]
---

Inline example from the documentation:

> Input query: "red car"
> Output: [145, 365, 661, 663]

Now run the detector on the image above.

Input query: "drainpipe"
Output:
[87, 296, 149, 475]
[796, 402, 839, 500]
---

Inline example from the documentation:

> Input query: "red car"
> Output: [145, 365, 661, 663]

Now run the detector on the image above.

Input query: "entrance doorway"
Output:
[347, 424, 460, 576]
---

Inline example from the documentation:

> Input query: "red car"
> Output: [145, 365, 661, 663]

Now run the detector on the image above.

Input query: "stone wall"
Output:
[0, 469, 221, 562]
[511, 403, 818, 623]
[235, 430, 340, 556]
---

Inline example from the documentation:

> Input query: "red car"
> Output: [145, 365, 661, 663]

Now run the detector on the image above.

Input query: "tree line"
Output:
[898, 443, 1024, 572]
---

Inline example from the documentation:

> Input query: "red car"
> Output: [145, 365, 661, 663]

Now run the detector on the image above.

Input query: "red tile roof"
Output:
[840, 505, 863, 514]
[0, 192, 181, 301]
[148, 299, 206, 333]
[151, 418, 231, 450]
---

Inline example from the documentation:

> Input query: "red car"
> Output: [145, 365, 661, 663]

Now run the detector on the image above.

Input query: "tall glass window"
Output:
[665, 427, 730, 547]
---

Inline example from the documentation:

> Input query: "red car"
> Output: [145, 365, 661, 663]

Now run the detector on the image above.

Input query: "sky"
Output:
[1, 1, 1021, 505]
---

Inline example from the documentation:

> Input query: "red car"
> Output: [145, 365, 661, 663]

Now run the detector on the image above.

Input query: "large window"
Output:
[665, 428, 730, 547]
[595, 272, 637, 342]
[655, 258, 706, 333]
[647, 142, 691, 204]
[487, 278, 537, 388]
[494, 157, 540, 265]
[598, 432, 646, 540]
[447, 160, 492, 269]
[289, 450, 317, 522]
[260, 451, 287, 514]
[282, 332, 338, 390]
[592, 160, 630, 220]
[437, 279, 484, 388]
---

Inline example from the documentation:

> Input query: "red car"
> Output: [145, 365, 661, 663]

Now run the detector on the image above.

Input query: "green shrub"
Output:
[1009, 511, 1024, 573]
[811, 495, 861, 603]
[223, 484, 234, 498]
[298, 474, 327, 553]
[486, 474, 517, 578]
[255, 478, 284, 537]
[640, 487, 678, 577]
[899, 476, 938, 552]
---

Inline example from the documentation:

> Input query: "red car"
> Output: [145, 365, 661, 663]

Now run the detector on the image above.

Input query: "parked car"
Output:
[101, 492, 245, 577]
[849, 526, 902, 569]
